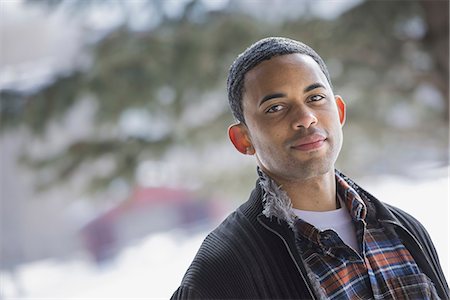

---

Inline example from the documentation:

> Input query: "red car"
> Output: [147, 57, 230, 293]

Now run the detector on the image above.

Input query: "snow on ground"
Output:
[1, 230, 207, 299]
[1, 171, 448, 299]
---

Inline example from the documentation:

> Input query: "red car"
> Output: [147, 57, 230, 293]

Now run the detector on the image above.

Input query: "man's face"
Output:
[241, 53, 345, 183]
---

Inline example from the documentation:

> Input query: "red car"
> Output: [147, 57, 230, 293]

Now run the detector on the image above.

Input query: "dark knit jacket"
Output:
[171, 173, 449, 299]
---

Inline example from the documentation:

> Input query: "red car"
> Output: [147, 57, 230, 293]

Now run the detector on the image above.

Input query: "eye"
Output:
[266, 104, 284, 113]
[309, 95, 325, 102]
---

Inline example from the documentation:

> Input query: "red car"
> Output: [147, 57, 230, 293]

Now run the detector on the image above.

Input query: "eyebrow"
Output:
[258, 82, 326, 107]
[304, 82, 326, 93]
[259, 93, 286, 107]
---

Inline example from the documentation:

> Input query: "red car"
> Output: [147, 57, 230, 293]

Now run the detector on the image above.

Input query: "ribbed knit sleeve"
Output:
[171, 286, 203, 299]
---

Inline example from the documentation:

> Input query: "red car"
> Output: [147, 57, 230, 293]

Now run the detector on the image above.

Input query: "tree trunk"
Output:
[421, 0, 449, 120]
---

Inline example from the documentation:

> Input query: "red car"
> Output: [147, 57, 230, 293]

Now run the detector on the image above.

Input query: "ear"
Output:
[335, 95, 346, 125]
[228, 123, 255, 155]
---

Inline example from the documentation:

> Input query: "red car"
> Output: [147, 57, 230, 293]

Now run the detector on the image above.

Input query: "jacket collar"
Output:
[257, 167, 297, 228]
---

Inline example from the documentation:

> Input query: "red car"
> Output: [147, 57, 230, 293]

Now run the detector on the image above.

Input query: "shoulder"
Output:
[174, 208, 266, 297]
[383, 203, 427, 233]
[189, 206, 268, 270]
[380, 202, 438, 256]
[171, 285, 203, 299]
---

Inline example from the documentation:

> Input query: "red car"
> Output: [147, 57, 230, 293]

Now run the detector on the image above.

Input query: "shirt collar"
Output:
[335, 172, 367, 222]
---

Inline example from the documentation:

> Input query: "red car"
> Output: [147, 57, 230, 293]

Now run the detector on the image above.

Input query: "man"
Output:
[171, 37, 449, 299]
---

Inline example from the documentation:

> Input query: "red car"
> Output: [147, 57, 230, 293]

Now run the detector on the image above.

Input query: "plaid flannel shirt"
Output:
[295, 173, 440, 299]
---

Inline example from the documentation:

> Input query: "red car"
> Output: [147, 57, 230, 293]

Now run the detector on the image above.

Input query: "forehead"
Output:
[243, 53, 330, 95]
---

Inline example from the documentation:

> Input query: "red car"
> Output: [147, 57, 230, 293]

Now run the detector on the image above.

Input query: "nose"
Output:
[292, 107, 318, 129]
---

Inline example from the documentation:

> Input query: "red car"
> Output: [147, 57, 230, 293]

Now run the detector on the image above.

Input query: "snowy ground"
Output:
[1, 171, 448, 299]
[1, 228, 208, 299]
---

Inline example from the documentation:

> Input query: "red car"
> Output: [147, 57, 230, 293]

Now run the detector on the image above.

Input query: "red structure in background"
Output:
[80, 186, 222, 263]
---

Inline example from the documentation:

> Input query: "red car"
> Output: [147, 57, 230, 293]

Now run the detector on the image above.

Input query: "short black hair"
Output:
[227, 37, 332, 124]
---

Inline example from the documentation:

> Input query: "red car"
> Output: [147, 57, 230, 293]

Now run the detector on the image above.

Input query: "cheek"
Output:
[330, 123, 344, 151]
[255, 126, 283, 145]
[253, 130, 286, 162]
[246, 115, 288, 153]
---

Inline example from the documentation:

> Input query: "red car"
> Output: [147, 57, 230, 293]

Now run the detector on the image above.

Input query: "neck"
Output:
[263, 168, 337, 212]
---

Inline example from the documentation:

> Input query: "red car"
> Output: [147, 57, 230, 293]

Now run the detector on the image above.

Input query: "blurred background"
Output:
[0, 0, 448, 298]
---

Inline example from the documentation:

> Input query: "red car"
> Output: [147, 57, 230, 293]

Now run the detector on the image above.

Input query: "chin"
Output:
[289, 159, 335, 181]
[259, 151, 337, 182]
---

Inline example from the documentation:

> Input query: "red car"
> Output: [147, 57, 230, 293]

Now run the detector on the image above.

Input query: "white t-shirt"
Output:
[292, 201, 359, 252]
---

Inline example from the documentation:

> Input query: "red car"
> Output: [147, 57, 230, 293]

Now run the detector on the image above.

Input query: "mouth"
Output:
[291, 134, 326, 151]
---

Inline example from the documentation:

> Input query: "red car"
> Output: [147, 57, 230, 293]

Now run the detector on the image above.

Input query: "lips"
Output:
[291, 133, 326, 151]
